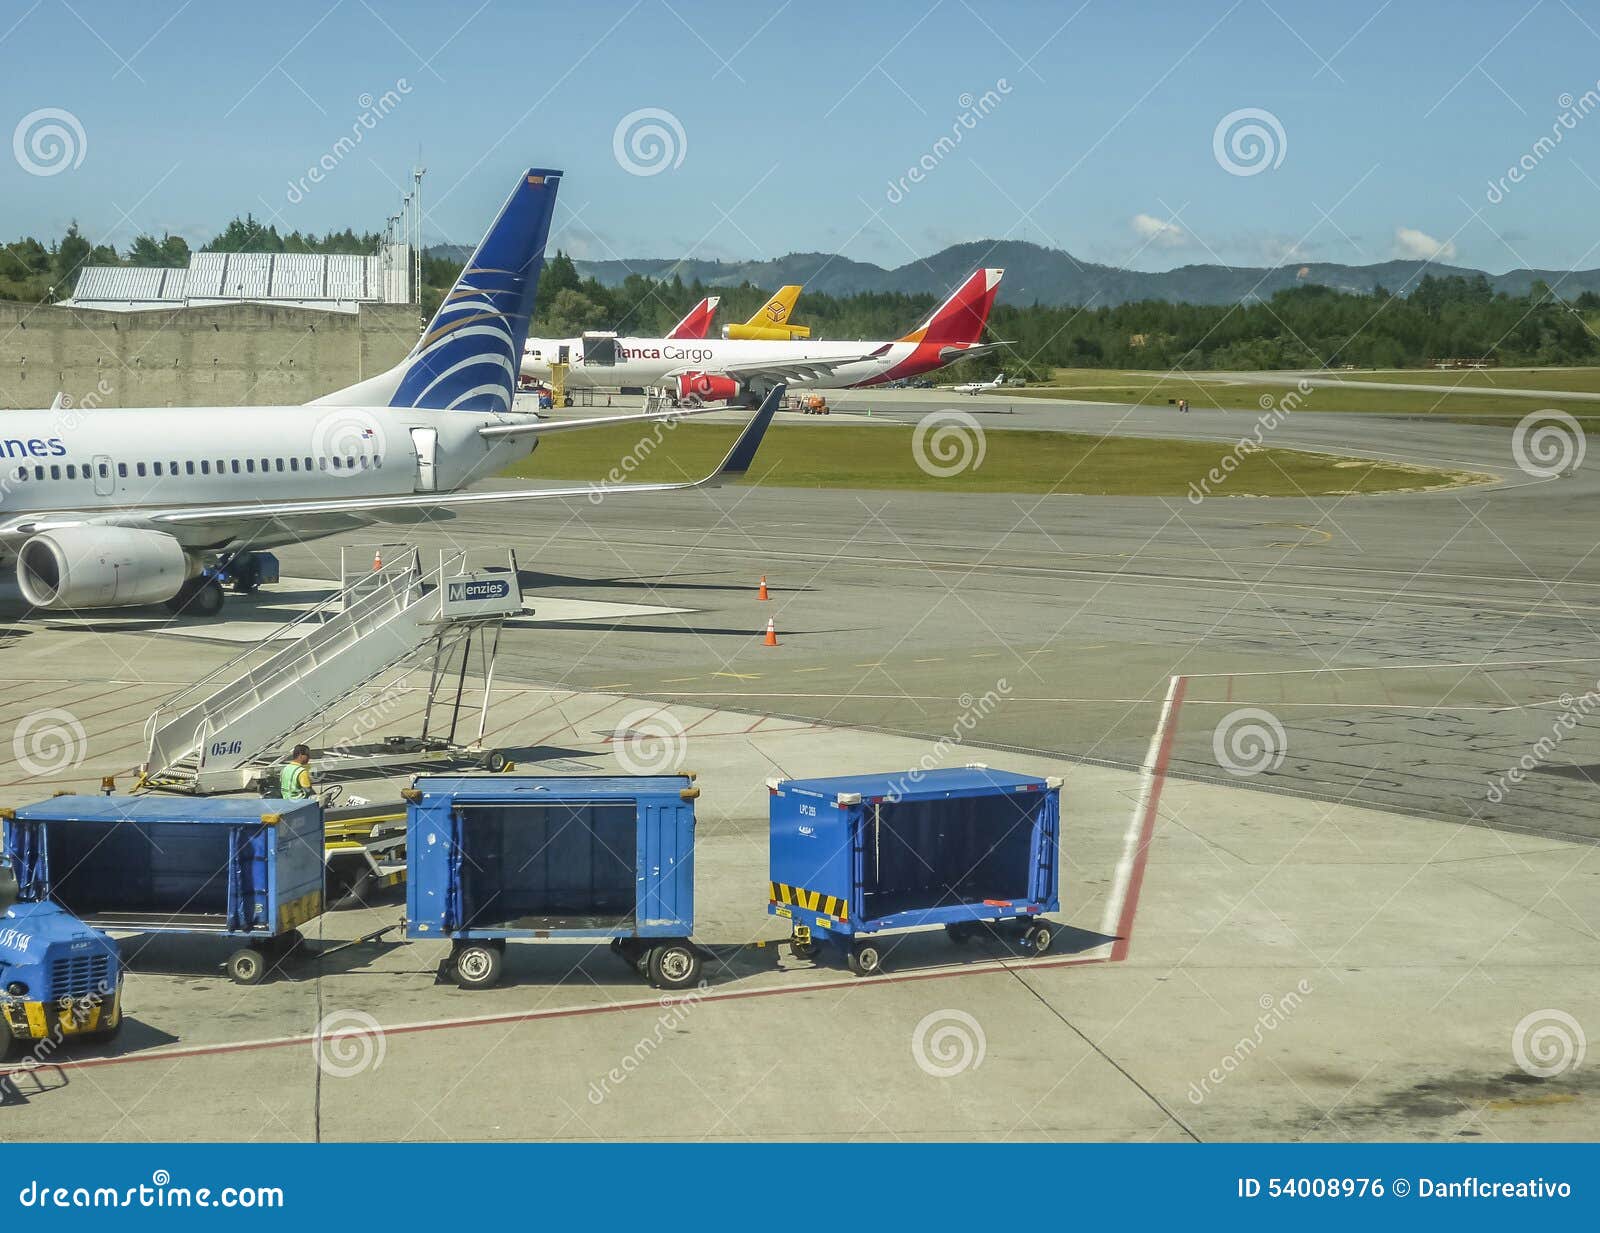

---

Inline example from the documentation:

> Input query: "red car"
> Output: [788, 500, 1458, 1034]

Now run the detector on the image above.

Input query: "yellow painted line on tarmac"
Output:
[971, 652, 1000, 658]
[588, 683, 633, 690]
[792, 667, 829, 673]
[712, 672, 761, 680]
[913, 657, 945, 663]
[854, 661, 886, 668]
[661, 676, 699, 684]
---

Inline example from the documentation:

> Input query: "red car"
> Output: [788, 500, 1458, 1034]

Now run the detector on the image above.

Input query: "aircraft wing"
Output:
[668, 345, 891, 387]
[1, 387, 784, 545]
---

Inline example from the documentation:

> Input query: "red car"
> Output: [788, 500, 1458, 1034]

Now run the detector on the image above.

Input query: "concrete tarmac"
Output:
[0, 388, 1594, 1142]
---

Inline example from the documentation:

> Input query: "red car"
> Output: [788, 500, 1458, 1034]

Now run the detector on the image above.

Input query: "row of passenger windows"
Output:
[11, 455, 384, 483]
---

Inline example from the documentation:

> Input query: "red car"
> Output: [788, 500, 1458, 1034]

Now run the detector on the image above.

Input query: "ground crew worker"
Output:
[279, 744, 314, 800]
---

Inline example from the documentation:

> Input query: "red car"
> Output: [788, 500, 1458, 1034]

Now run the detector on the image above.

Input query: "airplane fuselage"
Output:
[521, 335, 976, 391]
[0, 405, 539, 558]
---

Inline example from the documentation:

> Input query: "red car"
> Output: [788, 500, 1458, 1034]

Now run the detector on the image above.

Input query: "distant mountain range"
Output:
[428, 239, 1600, 306]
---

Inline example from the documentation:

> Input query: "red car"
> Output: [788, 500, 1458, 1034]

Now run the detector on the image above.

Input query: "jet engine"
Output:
[17, 526, 189, 610]
[674, 372, 743, 404]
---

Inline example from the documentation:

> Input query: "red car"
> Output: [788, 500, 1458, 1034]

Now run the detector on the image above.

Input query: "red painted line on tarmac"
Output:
[1110, 675, 1187, 963]
[11, 953, 1111, 1076]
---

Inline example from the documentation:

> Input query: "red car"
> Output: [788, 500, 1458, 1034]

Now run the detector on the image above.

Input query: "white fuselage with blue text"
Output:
[0, 405, 538, 559]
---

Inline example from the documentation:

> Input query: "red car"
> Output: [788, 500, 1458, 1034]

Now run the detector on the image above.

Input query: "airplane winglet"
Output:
[708, 383, 785, 483]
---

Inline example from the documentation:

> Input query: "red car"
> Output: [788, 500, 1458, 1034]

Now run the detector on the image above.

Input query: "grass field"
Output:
[503, 421, 1486, 498]
[1326, 367, 1600, 393]
[1011, 369, 1600, 421]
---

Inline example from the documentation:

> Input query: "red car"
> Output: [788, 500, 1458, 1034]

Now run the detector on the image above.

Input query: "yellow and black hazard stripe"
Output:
[2, 991, 121, 1042]
[276, 888, 324, 934]
[769, 881, 848, 922]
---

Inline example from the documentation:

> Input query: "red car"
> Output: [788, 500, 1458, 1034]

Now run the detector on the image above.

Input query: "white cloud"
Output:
[1131, 212, 1189, 248]
[1394, 226, 1457, 262]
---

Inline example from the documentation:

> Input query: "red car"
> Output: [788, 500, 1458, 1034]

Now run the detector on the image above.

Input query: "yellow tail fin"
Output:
[745, 285, 801, 328]
[726, 285, 811, 340]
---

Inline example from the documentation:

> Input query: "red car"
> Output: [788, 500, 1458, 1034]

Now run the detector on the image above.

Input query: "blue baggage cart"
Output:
[1, 899, 125, 1060]
[1, 796, 324, 986]
[405, 774, 701, 990]
[767, 766, 1062, 976]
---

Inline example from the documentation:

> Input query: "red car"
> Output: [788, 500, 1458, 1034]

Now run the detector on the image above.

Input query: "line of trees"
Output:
[9, 217, 1600, 374]
[500, 257, 1600, 377]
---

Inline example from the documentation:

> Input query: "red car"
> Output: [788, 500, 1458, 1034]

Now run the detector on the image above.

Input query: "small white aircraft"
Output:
[950, 374, 1006, 395]
[0, 168, 779, 617]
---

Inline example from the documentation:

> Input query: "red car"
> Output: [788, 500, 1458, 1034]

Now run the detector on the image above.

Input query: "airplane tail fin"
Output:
[312, 168, 561, 412]
[666, 296, 720, 339]
[746, 285, 801, 328]
[725, 284, 810, 340]
[898, 268, 1003, 346]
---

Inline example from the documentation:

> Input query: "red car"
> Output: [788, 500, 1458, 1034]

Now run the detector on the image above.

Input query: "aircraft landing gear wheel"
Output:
[453, 942, 504, 990]
[165, 577, 224, 617]
[647, 942, 701, 991]
[847, 941, 883, 978]
[227, 948, 267, 986]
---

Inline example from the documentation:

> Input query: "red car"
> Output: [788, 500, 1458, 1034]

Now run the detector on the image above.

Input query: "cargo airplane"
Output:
[0, 169, 779, 618]
[523, 269, 1005, 405]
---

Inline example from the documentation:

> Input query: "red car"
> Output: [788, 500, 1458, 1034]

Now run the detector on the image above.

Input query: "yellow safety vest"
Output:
[279, 761, 313, 799]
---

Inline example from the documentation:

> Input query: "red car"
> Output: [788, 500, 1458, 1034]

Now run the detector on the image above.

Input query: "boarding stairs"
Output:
[140, 547, 524, 793]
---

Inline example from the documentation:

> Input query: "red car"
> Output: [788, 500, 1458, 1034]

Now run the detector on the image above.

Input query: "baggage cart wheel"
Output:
[481, 750, 510, 773]
[1024, 923, 1053, 955]
[227, 948, 268, 986]
[453, 942, 504, 990]
[944, 922, 976, 945]
[647, 943, 701, 991]
[847, 941, 883, 977]
[790, 936, 820, 961]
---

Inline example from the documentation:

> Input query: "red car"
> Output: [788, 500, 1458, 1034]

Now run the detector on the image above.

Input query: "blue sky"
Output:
[3, 0, 1598, 273]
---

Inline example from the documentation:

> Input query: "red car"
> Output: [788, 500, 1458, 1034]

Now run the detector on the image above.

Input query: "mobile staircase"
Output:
[139, 548, 525, 795]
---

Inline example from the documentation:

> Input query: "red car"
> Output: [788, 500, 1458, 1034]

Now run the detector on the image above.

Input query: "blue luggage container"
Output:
[1, 899, 125, 1060]
[405, 774, 700, 990]
[767, 766, 1062, 975]
[1, 796, 324, 986]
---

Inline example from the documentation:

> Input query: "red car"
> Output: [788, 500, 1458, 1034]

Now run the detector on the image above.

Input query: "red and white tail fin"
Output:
[667, 296, 721, 339]
[899, 268, 1003, 345]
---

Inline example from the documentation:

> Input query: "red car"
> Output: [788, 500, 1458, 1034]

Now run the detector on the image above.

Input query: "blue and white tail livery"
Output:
[315, 168, 562, 413]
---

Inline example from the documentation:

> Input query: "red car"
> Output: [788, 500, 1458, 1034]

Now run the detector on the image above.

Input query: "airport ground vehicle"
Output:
[2, 796, 324, 985]
[767, 766, 1062, 975]
[405, 774, 701, 990]
[0, 899, 124, 1060]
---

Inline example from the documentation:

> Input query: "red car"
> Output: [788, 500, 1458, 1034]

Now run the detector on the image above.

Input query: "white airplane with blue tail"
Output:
[0, 169, 779, 617]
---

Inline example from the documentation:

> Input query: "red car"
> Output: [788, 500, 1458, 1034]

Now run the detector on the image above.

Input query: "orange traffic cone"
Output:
[758, 575, 769, 601]
[372, 548, 383, 571]
[763, 617, 779, 647]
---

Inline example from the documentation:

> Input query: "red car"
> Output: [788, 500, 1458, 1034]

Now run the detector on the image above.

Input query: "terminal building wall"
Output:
[0, 302, 418, 409]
